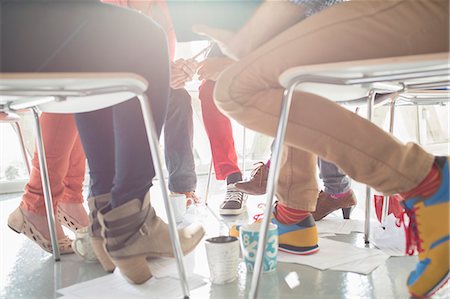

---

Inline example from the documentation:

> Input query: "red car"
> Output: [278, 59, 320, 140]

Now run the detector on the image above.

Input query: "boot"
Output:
[87, 193, 115, 273]
[98, 191, 205, 284]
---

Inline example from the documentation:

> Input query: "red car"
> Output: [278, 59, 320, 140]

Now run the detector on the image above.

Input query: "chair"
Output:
[248, 52, 450, 298]
[0, 73, 191, 298]
[0, 111, 31, 175]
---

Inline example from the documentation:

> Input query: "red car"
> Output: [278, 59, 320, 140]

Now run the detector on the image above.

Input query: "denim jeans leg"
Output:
[318, 158, 351, 195]
[164, 88, 197, 193]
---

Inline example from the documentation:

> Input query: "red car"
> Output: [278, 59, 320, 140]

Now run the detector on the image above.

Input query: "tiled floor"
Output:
[1, 176, 449, 299]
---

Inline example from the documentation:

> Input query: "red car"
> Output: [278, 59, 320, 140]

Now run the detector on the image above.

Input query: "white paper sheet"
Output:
[316, 218, 365, 235]
[277, 238, 388, 275]
[58, 271, 206, 298]
[58, 251, 206, 298]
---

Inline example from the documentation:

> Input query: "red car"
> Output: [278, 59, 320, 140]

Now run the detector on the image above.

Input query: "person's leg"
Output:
[215, 0, 448, 296]
[313, 158, 357, 220]
[164, 88, 198, 204]
[199, 80, 241, 180]
[215, 0, 446, 196]
[199, 79, 246, 215]
[57, 124, 90, 230]
[11, 113, 80, 251]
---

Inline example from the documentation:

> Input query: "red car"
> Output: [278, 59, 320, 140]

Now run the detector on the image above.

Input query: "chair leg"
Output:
[364, 89, 377, 244]
[380, 98, 397, 229]
[249, 82, 298, 299]
[11, 121, 31, 175]
[137, 94, 190, 299]
[241, 127, 246, 172]
[204, 158, 213, 204]
[31, 108, 60, 261]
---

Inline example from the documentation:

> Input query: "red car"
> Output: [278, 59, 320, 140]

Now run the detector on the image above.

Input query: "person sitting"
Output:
[2, 0, 204, 284]
[197, 0, 449, 297]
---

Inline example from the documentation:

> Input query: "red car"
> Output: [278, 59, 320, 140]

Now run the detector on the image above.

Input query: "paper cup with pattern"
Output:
[239, 222, 278, 272]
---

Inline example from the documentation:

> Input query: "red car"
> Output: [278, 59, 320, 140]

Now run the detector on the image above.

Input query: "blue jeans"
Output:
[1, 0, 170, 208]
[318, 159, 351, 194]
[164, 89, 197, 193]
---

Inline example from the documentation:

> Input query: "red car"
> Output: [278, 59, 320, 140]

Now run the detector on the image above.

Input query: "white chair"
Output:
[248, 52, 450, 298]
[0, 73, 191, 298]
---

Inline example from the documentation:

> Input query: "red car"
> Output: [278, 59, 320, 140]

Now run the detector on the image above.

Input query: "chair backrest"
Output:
[278, 52, 449, 102]
[0, 72, 148, 113]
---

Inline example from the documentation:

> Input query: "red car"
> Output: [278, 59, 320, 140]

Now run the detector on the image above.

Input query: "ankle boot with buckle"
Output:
[88, 193, 115, 273]
[98, 191, 205, 284]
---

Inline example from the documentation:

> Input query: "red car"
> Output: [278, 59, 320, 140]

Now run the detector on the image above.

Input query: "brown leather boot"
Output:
[98, 191, 205, 284]
[87, 193, 115, 273]
[312, 190, 357, 221]
[234, 162, 269, 195]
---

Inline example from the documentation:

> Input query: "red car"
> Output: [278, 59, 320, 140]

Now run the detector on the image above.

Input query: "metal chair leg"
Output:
[31, 108, 60, 261]
[241, 127, 246, 172]
[205, 158, 213, 204]
[248, 82, 298, 299]
[11, 121, 31, 175]
[364, 90, 377, 244]
[137, 95, 190, 299]
[381, 98, 397, 229]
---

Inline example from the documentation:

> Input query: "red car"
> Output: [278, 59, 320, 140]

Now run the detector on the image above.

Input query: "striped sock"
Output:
[400, 164, 441, 200]
[274, 203, 310, 225]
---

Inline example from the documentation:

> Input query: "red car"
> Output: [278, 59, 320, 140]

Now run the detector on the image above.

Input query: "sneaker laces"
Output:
[396, 207, 423, 255]
[225, 188, 245, 203]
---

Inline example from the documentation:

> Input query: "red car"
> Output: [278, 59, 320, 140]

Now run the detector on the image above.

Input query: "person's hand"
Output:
[192, 24, 241, 60]
[170, 59, 199, 89]
[170, 59, 188, 89]
[197, 57, 234, 81]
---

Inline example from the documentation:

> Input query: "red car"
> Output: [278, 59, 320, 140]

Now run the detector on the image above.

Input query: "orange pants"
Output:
[21, 113, 86, 215]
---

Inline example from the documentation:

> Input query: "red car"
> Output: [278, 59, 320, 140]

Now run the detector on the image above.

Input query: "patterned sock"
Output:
[329, 189, 352, 199]
[274, 202, 310, 225]
[400, 163, 441, 200]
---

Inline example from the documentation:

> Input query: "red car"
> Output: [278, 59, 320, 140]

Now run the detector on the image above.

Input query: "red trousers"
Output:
[21, 113, 86, 215]
[198, 80, 240, 180]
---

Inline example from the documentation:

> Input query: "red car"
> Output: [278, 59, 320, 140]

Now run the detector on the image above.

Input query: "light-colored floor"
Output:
[1, 176, 449, 299]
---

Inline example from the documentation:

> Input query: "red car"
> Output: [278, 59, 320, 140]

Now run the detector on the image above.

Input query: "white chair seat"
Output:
[278, 52, 449, 102]
[0, 73, 148, 113]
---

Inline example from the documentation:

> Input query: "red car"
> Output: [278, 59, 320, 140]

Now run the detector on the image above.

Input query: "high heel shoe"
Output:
[87, 193, 116, 273]
[7, 207, 74, 254]
[98, 191, 205, 284]
[312, 190, 357, 221]
[57, 204, 89, 232]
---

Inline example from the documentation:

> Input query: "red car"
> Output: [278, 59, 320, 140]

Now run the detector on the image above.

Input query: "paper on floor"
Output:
[58, 272, 206, 298]
[278, 238, 389, 275]
[58, 251, 206, 298]
[316, 218, 365, 235]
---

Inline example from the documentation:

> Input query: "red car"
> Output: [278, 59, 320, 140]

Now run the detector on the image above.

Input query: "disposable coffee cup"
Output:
[72, 227, 98, 263]
[169, 193, 187, 223]
[205, 236, 240, 284]
[239, 222, 278, 272]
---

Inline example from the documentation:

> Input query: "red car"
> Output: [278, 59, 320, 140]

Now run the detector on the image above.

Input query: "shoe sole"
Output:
[410, 270, 450, 298]
[279, 246, 320, 255]
[219, 205, 247, 216]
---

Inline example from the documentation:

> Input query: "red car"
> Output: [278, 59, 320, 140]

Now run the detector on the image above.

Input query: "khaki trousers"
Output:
[215, 0, 448, 210]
